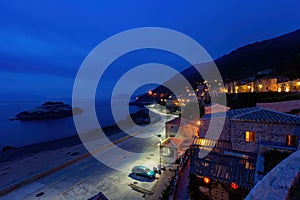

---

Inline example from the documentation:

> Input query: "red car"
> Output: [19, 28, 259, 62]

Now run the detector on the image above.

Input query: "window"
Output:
[286, 135, 298, 147]
[245, 131, 255, 142]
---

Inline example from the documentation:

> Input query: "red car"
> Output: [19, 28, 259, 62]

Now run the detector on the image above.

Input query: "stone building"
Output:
[165, 117, 181, 138]
[224, 76, 300, 94]
[191, 107, 300, 192]
[255, 77, 278, 92]
[289, 78, 300, 92]
[199, 107, 300, 153]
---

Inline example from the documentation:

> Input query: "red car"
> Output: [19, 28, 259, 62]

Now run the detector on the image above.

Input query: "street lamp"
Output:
[197, 120, 201, 137]
[158, 138, 162, 174]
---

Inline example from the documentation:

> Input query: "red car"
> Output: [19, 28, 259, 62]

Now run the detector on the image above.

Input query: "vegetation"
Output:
[288, 176, 300, 200]
[263, 150, 292, 175]
[225, 92, 300, 109]
[257, 92, 300, 103]
[158, 29, 300, 89]
[287, 108, 300, 115]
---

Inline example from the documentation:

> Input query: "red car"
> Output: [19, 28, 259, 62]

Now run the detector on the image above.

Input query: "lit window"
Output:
[245, 161, 250, 169]
[286, 135, 298, 147]
[162, 147, 171, 156]
[245, 131, 255, 142]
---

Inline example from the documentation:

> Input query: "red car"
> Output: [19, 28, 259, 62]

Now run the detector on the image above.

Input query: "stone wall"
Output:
[246, 150, 300, 200]
[199, 117, 231, 141]
[231, 120, 298, 153]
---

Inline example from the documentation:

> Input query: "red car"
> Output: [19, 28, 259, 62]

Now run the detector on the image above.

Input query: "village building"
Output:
[160, 137, 184, 164]
[289, 78, 300, 92]
[224, 76, 300, 94]
[165, 117, 182, 138]
[204, 103, 230, 114]
[191, 107, 300, 191]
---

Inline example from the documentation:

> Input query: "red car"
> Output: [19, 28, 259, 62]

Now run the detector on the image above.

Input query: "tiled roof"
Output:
[202, 106, 300, 125]
[228, 107, 259, 118]
[232, 107, 300, 125]
[202, 112, 229, 120]
[166, 117, 181, 124]
[161, 137, 183, 148]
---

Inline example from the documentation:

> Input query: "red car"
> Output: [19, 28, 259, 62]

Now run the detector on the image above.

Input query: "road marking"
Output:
[45, 177, 67, 188]
[80, 162, 95, 171]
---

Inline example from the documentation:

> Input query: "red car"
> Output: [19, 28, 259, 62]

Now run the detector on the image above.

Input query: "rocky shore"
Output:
[11, 101, 83, 121]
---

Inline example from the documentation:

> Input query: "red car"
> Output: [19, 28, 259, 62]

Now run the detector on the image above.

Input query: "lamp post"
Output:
[159, 138, 162, 174]
[197, 120, 201, 137]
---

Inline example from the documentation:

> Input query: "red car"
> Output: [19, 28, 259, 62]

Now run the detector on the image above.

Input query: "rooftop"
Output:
[191, 138, 257, 190]
[202, 107, 300, 125]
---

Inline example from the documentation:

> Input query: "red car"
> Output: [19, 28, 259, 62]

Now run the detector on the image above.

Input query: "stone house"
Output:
[224, 76, 300, 94]
[165, 117, 182, 138]
[199, 107, 300, 153]
[289, 78, 300, 92]
[255, 77, 278, 92]
[191, 107, 300, 191]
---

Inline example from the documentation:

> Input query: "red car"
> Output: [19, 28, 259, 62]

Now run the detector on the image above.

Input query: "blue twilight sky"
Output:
[1, 0, 300, 98]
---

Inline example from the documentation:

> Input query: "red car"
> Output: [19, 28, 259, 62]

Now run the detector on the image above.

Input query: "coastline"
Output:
[0, 105, 160, 161]
[0, 124, 121, 163]
[0, 104, 163, 196]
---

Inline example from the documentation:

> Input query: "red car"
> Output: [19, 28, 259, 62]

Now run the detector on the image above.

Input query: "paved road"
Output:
[1, 108, 174, 200]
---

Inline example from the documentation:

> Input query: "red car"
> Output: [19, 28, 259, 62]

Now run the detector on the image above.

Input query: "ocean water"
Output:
[0, 98, 141, 149]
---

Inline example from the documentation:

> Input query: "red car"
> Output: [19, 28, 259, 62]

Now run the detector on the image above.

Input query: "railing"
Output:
[168, 149, 190, 200]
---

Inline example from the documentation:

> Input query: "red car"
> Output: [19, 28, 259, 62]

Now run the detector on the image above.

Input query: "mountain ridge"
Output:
[163, 28, 300, 89]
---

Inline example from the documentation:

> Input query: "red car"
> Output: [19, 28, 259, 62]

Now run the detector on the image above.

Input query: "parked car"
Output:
[131, 166, 155, 179]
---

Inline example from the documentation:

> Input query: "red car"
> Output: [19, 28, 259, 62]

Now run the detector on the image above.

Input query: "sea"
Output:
[0, 98, 141, 149]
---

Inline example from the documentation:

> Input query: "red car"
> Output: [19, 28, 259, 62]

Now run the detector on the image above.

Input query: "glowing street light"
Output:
[197, 120, 201, 137]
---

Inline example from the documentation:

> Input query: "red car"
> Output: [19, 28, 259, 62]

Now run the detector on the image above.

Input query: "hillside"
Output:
[215, 28, 300, 80]
[139, 29, 300, 102]
[167, 28, 300, 87]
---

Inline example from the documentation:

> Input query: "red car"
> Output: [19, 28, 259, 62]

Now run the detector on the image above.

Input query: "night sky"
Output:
[1, 0, 300, 98]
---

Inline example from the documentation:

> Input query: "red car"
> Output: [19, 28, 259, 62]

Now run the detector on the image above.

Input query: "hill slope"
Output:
[215, 28, 300, 80]
[167, 28, 300, 86]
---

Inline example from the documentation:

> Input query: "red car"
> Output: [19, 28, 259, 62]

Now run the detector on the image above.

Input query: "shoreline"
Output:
[0, 124, 120, 163]
[0, 104, 165, 197]
[0, 105, 160, 162]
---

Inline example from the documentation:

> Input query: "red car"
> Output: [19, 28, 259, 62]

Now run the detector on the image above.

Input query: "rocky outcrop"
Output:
[2, 145, 16, 152]
[13, 102, 83, 120]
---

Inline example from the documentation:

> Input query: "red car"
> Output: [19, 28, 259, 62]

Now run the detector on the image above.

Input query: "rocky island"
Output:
[12, 101, 83, 121]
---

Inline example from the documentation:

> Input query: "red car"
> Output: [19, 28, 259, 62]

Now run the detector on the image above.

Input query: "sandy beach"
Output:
[0, 106, 164, 196]
[0, 125, 125, 194]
